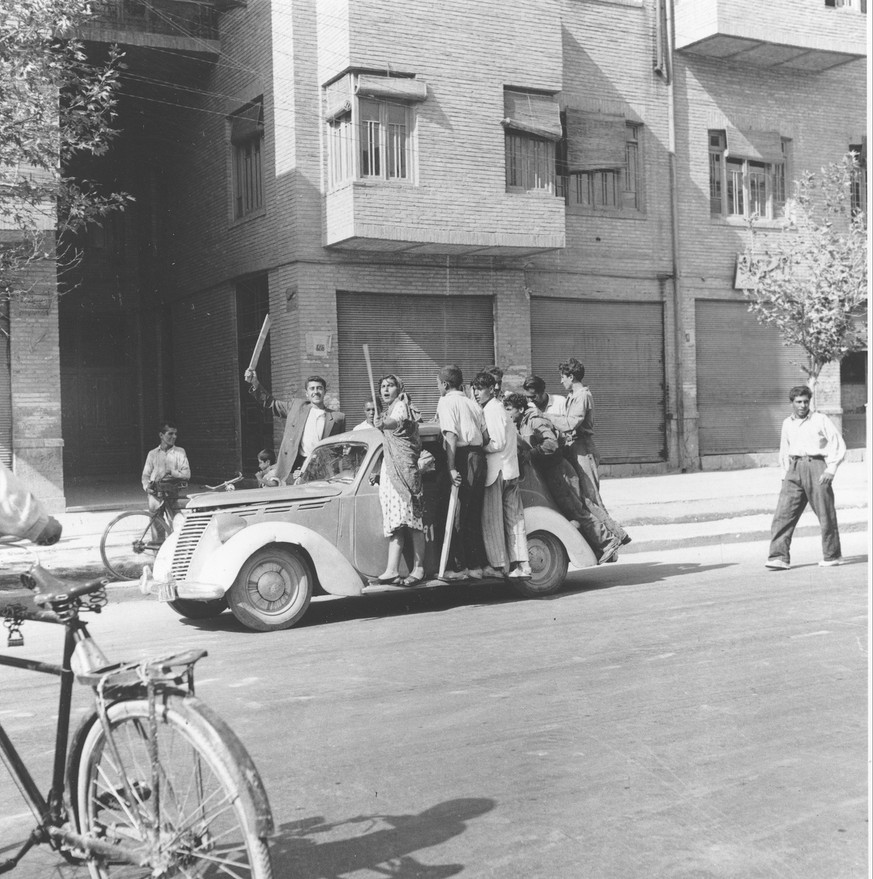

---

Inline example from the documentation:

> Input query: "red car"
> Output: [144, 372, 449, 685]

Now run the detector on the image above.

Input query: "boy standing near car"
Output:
[435, 365, 489, 580]
[765, 385, 846, 570]
[472, 372, 531, 579]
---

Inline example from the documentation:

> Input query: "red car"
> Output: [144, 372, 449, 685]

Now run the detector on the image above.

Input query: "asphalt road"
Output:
[1, 531, 868, 878]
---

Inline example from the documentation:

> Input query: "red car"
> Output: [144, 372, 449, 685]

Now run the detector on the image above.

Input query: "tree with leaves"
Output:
[0, 0, 129, 306]
[737, 154, 868, 402]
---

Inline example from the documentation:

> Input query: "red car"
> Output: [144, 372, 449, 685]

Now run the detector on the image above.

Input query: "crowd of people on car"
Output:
[241, 359, 630, 585]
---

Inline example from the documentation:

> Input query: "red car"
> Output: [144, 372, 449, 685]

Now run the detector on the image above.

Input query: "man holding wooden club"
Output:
[243, 315, 345, 483]
[245, 369, 346, 483]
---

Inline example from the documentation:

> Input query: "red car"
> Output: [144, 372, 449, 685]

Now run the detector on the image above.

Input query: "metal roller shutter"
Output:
[696, 300, 806, 455]
[337, 292, 495, 421]
[531, 297, 666, 463]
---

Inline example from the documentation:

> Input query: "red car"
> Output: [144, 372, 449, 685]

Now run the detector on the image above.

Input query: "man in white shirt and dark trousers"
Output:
[435, 365, 490, 580]
[472, 372, 531, 579]
[765, 385, 846, 570]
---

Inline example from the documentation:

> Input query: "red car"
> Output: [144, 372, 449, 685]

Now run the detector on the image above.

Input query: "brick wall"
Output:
[115, 0, 866, 476]
[7, 253, 65, 512]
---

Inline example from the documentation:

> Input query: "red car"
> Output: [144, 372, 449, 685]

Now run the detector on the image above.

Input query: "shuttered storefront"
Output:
[337, 292, 495, 421]
[0, 305, 11, 467]
[531, 297, 666, 463]
[695, 300, 806, 455]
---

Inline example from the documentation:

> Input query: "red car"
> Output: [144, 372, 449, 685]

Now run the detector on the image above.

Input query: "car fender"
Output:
[523, 505, 598, 569]
[152, 530, 180, 581]
[194, 521, 364, 597]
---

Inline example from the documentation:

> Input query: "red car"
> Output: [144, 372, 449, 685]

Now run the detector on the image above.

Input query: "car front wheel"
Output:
[228, 545, 313, 631]
[511, 530, 568, 598]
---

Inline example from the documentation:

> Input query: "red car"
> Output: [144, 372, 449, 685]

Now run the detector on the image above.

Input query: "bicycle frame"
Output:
[0, 603, 203, 871]
[0, 611, 83, 869]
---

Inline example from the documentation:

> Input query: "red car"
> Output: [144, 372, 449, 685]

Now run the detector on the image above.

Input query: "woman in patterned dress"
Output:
[369, 374, 427, 586]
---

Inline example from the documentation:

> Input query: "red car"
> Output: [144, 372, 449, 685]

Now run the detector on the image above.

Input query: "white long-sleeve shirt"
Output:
[778, 411, 846, 476]
[482, 397, 520, 486]
[0, 462, 49, 542]
[142, 445, 191, 490]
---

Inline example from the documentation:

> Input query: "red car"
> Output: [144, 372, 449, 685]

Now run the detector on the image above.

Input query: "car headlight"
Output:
[214, 513, 247, 543]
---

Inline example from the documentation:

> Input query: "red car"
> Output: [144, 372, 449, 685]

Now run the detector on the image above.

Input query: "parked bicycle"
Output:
[0, 562, 273, 877]
[100, 474, 242, 581]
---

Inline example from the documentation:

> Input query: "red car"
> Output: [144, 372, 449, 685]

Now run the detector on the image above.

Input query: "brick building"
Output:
[2, 0, 867, 506]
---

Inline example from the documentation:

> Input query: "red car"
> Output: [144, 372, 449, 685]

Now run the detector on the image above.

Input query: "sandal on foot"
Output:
[368, 575, 402, 586]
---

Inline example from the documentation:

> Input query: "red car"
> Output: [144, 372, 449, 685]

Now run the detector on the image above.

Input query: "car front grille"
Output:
[170, 498, 331, 580]
[171, 511, 213, 581]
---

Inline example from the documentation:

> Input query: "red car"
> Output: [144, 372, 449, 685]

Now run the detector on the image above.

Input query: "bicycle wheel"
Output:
[100, 511, 166, 581]
[75, 694, 272, 879]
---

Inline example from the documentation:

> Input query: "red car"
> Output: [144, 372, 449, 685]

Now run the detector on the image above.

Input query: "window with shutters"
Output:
[502, 89, 561, 194]
[325, 73, 426, 189]
[557, 122, 643, 214]
[230, 98, 264, 220]
[709, 129, 789, 221]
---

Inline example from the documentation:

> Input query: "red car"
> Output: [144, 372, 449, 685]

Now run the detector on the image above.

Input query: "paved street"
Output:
[1, 532, 867, 878]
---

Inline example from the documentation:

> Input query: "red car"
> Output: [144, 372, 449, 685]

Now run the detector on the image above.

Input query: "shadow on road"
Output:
[178, 558, 736, 634]
[267, 797, 494, 878]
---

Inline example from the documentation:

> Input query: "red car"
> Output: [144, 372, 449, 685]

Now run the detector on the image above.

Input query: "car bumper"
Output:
[140, 568, 225, 602]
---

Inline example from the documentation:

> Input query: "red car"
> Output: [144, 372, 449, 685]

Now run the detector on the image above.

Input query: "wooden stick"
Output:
[438, 484, 459, 579]
[247, 314, 272, 372]
[362, 343, 379, 411]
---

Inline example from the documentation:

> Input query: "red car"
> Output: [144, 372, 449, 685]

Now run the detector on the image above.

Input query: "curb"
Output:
[619, 518, 868, 554]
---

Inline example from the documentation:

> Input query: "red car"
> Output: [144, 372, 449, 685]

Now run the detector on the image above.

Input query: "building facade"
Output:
[2, 0, 867, 504]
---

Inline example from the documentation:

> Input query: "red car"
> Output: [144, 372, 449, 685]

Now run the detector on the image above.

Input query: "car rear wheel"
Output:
[228, 546, 313, 631]
[511, 530, 568, 598]
[167, 596, 228, 620]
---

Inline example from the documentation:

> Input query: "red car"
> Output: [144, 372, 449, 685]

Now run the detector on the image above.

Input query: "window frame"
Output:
[708, 129, 788, 222]
[557, 121, 645, 216]
[230, 99, 265, 222]
[326, 85, 415, 190]
[849, 143, 867, 215]
[505, 130, 557, 194]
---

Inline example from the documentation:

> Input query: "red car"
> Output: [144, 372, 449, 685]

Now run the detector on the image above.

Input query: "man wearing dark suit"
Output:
[244, 369, 346, 483]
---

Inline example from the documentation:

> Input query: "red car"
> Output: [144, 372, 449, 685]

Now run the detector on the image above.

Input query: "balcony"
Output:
[80, 0, 229, 55]
[675, 0, 866, 71]
[324, 184, 566, 258]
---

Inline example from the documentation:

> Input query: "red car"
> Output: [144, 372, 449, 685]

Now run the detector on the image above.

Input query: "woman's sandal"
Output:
[367, 574, 402, 586]
[400, 574, 425, 587]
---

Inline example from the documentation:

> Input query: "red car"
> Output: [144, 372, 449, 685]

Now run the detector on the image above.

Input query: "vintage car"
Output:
[144, 423, 600, 632]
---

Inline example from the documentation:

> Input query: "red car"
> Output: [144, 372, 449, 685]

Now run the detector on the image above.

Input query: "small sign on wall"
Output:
[306, 331, 333, 357]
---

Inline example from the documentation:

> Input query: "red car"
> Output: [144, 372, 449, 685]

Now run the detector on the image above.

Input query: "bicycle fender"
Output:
[191, 522, 364, 598]
[186, 696, 275, 837]
[66, 709, 99, 819]
[523, 505, 598, 569]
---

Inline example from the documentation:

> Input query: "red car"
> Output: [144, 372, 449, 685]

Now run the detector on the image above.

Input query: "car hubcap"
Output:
[528, 542, 548, 574]
[252, 564, 291, 603]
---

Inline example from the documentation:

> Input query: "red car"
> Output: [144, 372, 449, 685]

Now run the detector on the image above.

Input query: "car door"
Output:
[351, 450, 391, 576]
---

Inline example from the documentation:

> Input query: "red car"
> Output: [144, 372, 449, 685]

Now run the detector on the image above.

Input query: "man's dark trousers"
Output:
[768, 455, 841, 563]
[453, 445, 487, 571]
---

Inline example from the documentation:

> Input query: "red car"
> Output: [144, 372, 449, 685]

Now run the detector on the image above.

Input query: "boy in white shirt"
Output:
[472, 371, 531, 579]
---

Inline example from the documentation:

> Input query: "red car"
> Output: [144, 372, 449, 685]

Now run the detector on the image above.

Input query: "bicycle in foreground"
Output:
[0, 563, 273, 877]
[100, 474, 242, 580]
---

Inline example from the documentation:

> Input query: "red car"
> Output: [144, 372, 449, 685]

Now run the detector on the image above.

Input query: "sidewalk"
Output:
[605, 460, 869, 554]
[1, 461, 868, 593]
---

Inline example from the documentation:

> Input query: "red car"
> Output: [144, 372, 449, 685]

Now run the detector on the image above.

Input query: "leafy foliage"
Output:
[0, 0, 130, 302]
[738, 155, 868, 396]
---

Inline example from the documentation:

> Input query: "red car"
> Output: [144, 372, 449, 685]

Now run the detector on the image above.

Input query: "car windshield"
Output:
[300, 441, 370, 484]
